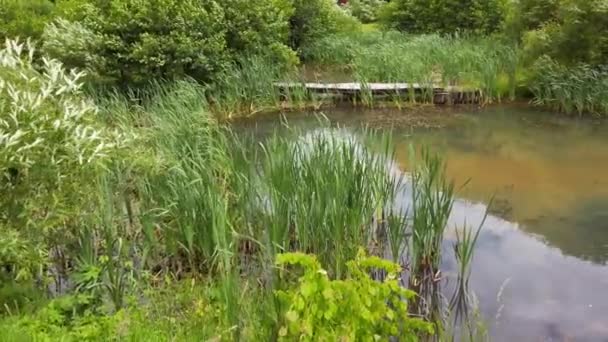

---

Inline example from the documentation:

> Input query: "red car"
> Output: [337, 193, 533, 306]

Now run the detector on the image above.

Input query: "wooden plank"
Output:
[273, 82, 482, 104]
[274, 82, 442, 91]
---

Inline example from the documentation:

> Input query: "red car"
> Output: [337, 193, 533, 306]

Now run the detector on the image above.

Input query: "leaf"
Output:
[286, 310, 298, 322]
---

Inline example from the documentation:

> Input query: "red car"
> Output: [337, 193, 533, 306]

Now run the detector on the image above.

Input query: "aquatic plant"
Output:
[305, 31, 520, 103]
[530, 56, 608, 117]
[259, 126, 398, 278]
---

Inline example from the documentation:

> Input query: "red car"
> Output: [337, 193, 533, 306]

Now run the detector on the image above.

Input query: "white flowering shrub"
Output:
[0, 39, 128, 279]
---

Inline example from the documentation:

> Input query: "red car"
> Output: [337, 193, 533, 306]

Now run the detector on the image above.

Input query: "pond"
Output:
[236, 104, 608, 341]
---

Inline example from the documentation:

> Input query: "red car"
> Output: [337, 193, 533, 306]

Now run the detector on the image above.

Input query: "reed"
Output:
[208, 55, 315, 118]
[258, 126, 398, 278]
[530, 57, 608, 117]
[306, 31, 520, 103]
[449, 204, 489, 323]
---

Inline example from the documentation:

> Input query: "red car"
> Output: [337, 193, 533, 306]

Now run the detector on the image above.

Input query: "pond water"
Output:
[236, 105, 608, 341]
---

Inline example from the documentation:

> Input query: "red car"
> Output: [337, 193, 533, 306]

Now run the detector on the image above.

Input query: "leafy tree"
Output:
[379, 0, 504, 35]
[518, 0, 560, 30]
[222, 0, 298, 66]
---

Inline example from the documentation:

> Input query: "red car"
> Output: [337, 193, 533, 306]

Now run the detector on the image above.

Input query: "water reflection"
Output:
[445, 199, 608, 341]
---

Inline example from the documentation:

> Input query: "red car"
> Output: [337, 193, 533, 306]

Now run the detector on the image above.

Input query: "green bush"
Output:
[529, 56, 608, 116]
[346, 0, 387, 23]
[379, 0, 504, 35]
[0, 39, 128, 281]
[290, 0, 349, 52]
[42, 19, 107, 83]
[276, 251, 433, 340]
[46, 0, 229, 87]
[517, 0, 560, 30]
[521, 0, 608, 66]
[0, 0, 55, 41]
[222, 0, 294, 62]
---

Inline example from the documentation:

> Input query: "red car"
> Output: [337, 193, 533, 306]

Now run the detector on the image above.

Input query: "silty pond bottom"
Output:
[233, 105, 608, 341]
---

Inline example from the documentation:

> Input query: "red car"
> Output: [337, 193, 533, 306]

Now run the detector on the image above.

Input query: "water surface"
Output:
[238, 105, 608, 341]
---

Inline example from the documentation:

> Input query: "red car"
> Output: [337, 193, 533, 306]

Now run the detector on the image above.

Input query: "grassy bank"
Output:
[304, 31, 519, 102]
[207, 30, 608, 118]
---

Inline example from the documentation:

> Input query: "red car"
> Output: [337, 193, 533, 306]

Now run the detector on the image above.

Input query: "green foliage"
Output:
[0, 0, 55, 41]
[276, 250, 433, 341]
[0, 40, 129, 281]
[521, 0, 608, 66]
[529, 56, 608, 116]
[222, 0, 294, 62]
[46, 0, 229, 86]
[346, 0, 387, 23]
[290, 0, 350, 52]
[42, 19, 105, 82]
[134, 82, 241, 274]
[513, 0, 560, 32]
[410, 150, 455, 276]
[260, 128, 398, 277]
[380, 0, 504, 35]
[208, 55, 301, 117]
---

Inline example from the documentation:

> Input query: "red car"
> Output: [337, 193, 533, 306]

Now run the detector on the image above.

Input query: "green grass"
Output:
[304, 31, 520, 103]
[530, 57, 608, 117]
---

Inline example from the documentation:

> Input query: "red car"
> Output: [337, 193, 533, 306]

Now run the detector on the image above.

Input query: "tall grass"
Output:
[258, 127, 399, 278]
[530, 57, 608, 117]
[207, 55, 315, 118]
[305, 31, 520, 103]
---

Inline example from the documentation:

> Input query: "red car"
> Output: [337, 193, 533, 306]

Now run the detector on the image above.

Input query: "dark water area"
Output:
[234, 105, 608, 341]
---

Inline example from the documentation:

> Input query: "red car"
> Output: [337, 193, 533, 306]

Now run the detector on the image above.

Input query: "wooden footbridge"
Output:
[274, 82, 482, 105]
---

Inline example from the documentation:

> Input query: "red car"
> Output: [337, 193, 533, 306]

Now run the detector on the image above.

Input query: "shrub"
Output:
[0, 0, 55, 41]
[222, 0, 294, 62]
[379, 0, 504, 35]
[275, 251, 433, 340]
[290, 0, 347, 52]
[42, 19, 107, 83]
[522, 0, 608, 66]
[47, 0, 229, 87]
[347, 0, 387, 23]
[0, 39, 128, 280]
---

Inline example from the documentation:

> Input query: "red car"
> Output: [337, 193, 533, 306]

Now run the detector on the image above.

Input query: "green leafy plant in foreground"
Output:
[275, 250, 434, 341]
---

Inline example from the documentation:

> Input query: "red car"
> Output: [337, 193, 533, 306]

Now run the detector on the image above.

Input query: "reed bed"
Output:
[530, 57, 608, 117]
[305, 31, 519, 103]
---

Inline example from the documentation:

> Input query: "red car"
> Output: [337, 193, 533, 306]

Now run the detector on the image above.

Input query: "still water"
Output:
[238, 105, 608, 341]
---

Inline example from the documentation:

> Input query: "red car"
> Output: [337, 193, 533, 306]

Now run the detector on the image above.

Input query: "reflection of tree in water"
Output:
[522, 198, 608, 265]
